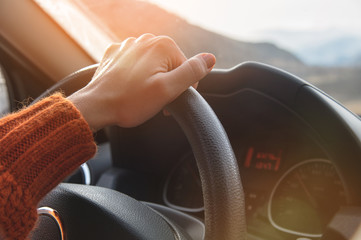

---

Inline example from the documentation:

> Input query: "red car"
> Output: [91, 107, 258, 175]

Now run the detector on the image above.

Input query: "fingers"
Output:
[120, 37, 136, 49]
[76, 33, 217, 129]
[163, 53, 216, 92]
[105, 37, 136, 54]
[161, 53, 215, 116]
[135, 33, 156, 43]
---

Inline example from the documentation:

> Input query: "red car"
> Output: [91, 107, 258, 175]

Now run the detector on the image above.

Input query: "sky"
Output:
[35, 0, 361, 65]
[146, 0, 361, 49]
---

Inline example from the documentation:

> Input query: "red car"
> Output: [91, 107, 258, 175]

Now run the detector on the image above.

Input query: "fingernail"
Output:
[201, 53, 216, 69]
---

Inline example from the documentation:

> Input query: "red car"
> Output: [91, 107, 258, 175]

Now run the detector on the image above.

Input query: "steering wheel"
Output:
[33, 65, 246, 240]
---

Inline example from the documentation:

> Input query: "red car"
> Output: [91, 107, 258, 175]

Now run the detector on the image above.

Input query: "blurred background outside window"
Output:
[35, 0, 361, 113]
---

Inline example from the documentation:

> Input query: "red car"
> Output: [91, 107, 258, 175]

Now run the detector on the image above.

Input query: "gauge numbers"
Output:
[268, 159, 347, 238]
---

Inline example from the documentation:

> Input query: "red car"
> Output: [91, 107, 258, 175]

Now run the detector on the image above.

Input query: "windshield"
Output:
[35, 0, 361, 113]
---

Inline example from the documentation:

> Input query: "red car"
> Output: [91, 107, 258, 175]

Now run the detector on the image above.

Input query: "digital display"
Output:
[244, 147, 282, 171]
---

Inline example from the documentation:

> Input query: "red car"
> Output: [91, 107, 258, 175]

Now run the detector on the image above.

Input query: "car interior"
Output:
[1, 1, 361, 240]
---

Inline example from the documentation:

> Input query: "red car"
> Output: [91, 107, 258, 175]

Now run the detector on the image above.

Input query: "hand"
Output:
[68, 34, 216, 131]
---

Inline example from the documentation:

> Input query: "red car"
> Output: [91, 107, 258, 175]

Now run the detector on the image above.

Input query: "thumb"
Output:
[164, 53, 216, 92]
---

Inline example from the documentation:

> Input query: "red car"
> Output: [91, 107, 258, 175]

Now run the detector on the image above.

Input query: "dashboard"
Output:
[162, 100, 347, 239]
[159, 85, 349, 239]
[59, 62, 361, 240]
[106, 63, 361, 239]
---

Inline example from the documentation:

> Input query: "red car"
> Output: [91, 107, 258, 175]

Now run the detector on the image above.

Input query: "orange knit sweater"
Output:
[0, 94, 97, 240]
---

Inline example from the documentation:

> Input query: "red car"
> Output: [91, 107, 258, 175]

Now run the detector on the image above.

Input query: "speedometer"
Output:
[268, 159, 348, 238]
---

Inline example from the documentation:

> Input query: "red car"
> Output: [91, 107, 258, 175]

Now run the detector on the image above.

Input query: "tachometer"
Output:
[268, 159, 348, 238]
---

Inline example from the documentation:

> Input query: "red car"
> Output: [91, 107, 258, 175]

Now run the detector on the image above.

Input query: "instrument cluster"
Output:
[163, 127, 348, 239]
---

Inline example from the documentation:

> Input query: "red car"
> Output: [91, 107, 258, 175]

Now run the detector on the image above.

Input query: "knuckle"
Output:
[139, 33, 155, 39]
[104, 43, 121, 55]
[121, 37, 136, 47]
[104, 37, 136, 55]
[135, 33, 155, 43]
[154, 36, 177, 49]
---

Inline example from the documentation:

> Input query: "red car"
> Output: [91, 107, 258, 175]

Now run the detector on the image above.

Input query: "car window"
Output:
[0, 66, 10, 116]
[34, 0, 361, 114]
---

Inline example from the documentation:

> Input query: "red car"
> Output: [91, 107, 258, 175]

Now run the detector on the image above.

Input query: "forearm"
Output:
[0, 93, 96, 239]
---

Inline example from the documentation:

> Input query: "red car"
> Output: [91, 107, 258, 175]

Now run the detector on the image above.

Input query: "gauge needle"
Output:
[295, 172, 318, 209]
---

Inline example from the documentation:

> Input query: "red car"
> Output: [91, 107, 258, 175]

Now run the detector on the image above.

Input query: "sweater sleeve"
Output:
[0, 93, 97, 240]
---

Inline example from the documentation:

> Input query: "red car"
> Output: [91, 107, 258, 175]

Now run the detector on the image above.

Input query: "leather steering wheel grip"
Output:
[167, 88, 246, 240]
[34, 65, 247, 240]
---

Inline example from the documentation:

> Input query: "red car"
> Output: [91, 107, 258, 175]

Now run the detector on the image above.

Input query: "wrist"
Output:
[68, 90, 108, 132]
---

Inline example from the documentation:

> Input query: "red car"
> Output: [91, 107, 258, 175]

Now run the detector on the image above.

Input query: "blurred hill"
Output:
[253, 30, 361, 67]
[76, 0, 361, 112]
[296, 36, 361, 67]
[76, 0, 302, 70]
[353, 54, 361, 66]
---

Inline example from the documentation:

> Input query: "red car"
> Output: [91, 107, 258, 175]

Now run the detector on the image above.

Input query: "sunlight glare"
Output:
[145, 0, 361, 41]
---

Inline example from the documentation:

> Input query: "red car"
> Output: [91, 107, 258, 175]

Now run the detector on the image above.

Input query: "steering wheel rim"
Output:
[34, 65, 247, 240]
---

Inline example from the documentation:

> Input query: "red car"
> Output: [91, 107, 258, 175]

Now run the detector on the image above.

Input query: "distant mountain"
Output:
[351, 53, 361, 66]
[76, 0, 361, 113]
[297, 36, 361, 66]
[253, 30, 361, 67]
[76, 0, 303, 70]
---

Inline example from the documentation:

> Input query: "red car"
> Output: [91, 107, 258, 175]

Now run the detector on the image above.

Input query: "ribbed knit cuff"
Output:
[0, 93, 97, 239]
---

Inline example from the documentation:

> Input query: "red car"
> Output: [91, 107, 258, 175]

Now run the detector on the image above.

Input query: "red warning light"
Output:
[244, 147, 254, 168]
[244, 147, 282, 171]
